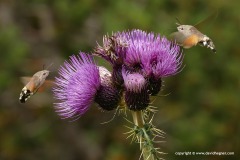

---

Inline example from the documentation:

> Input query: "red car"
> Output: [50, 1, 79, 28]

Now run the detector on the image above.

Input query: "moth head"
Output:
[177, 25, 192, 32]
[38, 70, 50, 80]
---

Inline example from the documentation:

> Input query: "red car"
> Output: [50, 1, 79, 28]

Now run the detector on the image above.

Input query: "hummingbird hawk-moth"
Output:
[170, 16, 217, 53]
[19, 68, 53, 103]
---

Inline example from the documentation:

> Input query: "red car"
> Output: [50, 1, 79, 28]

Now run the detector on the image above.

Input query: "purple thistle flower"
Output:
[116, 29, 183, 79]
[122, 69, 149, 111]
[53, 52, 121, 119]
[53, 52, 101, 119]
[108, 29, 183, 96]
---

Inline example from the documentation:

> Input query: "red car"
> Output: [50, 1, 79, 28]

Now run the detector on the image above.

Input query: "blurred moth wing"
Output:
[20, 77, 54, 92]
[194, 11, 219, 29]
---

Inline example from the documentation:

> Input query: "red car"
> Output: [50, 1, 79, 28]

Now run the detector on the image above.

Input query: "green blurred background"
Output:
[0, 0, 239, 159]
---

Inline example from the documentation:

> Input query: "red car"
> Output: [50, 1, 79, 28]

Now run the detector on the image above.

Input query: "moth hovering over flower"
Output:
[170, 16, 216, 53]
[19, 66, 54, 103]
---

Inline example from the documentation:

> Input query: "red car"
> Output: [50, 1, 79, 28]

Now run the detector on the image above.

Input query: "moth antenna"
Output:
[175, 17, 182, 26]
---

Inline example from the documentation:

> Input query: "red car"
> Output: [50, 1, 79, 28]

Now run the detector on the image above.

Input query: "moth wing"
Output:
[20, 77, 31, 85]
[169, 32, 189, 46]
[20, 76, 42, 86]
[194, 11, 218, 29]
[37, 80, 55, 92]
[20, 76, 37, 93]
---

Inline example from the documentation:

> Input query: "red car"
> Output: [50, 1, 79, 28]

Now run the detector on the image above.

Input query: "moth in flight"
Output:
[170, 15, 217, 53]
[19, 66, 54, 103]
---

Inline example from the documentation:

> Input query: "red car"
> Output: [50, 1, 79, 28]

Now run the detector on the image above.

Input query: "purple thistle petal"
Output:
[53, 52, 100, 119]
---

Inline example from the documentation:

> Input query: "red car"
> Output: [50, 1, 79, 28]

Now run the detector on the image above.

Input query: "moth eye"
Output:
[178, 27, 184, 31]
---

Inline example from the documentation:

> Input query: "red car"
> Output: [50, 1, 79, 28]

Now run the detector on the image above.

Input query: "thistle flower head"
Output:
[53, 53, 122, 119]
[116, 29, 183, 79]
[122, 70, 149, 111]
[53, 53, 100, 119]
[53, 53, 100, 118]
[120, 30, 183, 96]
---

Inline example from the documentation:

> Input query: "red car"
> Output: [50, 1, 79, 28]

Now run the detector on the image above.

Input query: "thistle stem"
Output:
[131, 111, 155, 160]
[131, 111, 144, 127]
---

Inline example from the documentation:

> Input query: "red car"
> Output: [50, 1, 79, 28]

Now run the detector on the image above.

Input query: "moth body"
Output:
[19, 70, 49, 103]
